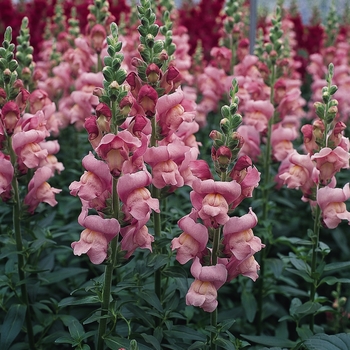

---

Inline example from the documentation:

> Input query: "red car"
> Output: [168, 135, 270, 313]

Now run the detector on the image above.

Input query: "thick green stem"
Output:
[309, 204, 321, 332]
[8, 138, 35, 349]
[97, 177, 120, 350]
[256, 64, 276, 335]
[210, 227, 221, 350]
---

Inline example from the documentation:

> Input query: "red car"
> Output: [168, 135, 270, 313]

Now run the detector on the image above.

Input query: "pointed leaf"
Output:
[240, 334, 297, 348]
[303, 333, 350, 350]
[0, 304, 26, 350]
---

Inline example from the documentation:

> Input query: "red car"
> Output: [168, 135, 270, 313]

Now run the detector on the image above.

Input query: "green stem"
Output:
[256, 63, 276, 335]
[8, 138, 35, 350]
[210, 227, 221, 350]
[309, 204, 321, 332]
[97, 177, 120, 350]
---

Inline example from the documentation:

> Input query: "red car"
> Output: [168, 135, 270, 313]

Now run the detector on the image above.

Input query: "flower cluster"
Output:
[0, 24, 62, 212]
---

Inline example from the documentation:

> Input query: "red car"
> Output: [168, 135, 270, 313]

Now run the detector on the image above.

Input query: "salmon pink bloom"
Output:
[72, 215, 120, 264]
[1, 101, 20, 134]
[223, 208, 263, 260]
[190, 178, 241, 228]
[225, 255, 261, 282]
[237, 125, 261, 161]
[311, 147, 350, 185]
[244, 100, 274, 133]
[96, 130, 142, 177]
[117, 170, 159, 222]
[69, 152, 112, 208]
[271, 123, 298, 161]
[120, 221, 154, 259]
[137, 85, 158, 117]
[12, 129, 48, 169]
[186, 257, 227, 312]
[317, 183, 350, 229]
[0, 154, 14, 201]
[24, 166, 61, 213]
[171, 211, 209, 264]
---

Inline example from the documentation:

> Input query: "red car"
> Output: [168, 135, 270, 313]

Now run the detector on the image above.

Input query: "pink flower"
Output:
[117, 171, 159, 222]
[1, 101, 20, 134]
[137, 85, 158, 117]
[237, 125, 261, 161]
[69, 152, 112, 205]
[96, 131, 142, 177]
[223, 208, 264, 260]
[244, 100, 274, 132]
[311, 147, 350, 185]
[24, 166, 61, 213]
[317, 183, 350, 229]
[0, 154, 14, 200]
[225, 255, 261, 282]
[190, 178, 241, 228]
[271, 123, 298, 161]
[72, 215, 120, 264]
[186, 257, 227, 312]
[120, 221, 154, 259]
[12, 129, 48, 169]
[171, 211, 209, 264]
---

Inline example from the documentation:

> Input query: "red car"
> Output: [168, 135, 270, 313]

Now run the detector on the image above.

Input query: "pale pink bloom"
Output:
[279, 151, 319, 195]
[39, 140, 64, 174]
[307, 53, 327, 79]
[271, 123, 298, 161]
[117, 170, 159, 222]
[156, 87, 196, 137]
[69, 91, 100, 129]
[223, 208, 263, 260]
[29, 89, 52, 114]
[0, 154, 14, 200]
[237, 125, 261, 161]
[225, 255, 261, 282]
[1, 101, 20, 134]
[69, 152, 112, 205]
[24, 166, 61, 213]
[171, 211, 209, 264]
[144, 141, 191, 189]
[120, 221, 154, 259]
[317, 183, 350, 229]
[96, 131, 142, 177]
[12, 129, 48, 169]
[277, 87, 306, 120]
[72, 215, 120, 264]
[75, 72, 104, 92]
[190, 178, 241, 228]
[311, 147, 350, 185]
[234, 55, 261, 79]
[243, 100, 274, 132]
[186, 257, 227, 312]
[301, 123, 322, 155]
[210, 46, 232, 72]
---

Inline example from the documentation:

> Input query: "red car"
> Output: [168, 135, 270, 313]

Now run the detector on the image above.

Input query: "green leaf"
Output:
[58, 295, 100, 308]
[68, 319, 85, 341]
[323, 261, 350, 273]
[319, 276, 350, 286]
[40, 267, 88, 284]
[0, 304, 26, 350]
[140, 289, 163, 312]
[240, 335, 297, 348]
[294, 301, 322, 317]
[285, 268, 313, 283]
[104, 336, 130, 349]
[55, 335, 75, 345]
[214, 337, 236, 350]
[241, 291, 257, 322]
[303, 333, 350, 350]
[163, 325, 206, 342]
[188, 341, 207, 350]
[141, 333, 161, 350]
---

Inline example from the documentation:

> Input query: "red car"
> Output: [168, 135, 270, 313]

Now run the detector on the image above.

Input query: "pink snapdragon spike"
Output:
[137, 84, 158, 117]
[24, 166, 61, 213]
[120, 221, 154, 259]
[69, 152, 112, 204]
[0, 154, 14, 201]
[190, 178, 241, 228]
[223, 208, 264, 260]
[117, 170, 159, 223]
[1, 101, 20, 134]
[72, 215, 120, 264]
[317, 183, 350, 229]
[186, 257, 227, 312]
[171, 211, 209, 264]
[311, 146, 350, 185]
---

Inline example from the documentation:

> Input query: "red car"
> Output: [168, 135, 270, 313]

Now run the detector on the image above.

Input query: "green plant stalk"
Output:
[309, 204, 321, 332]
[210, 227, 221, 350]
[256, 63, 276, 335]
[150, 116, 162, 303]
[97, 177, 120, 350]
[8, 138, 35, 350]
